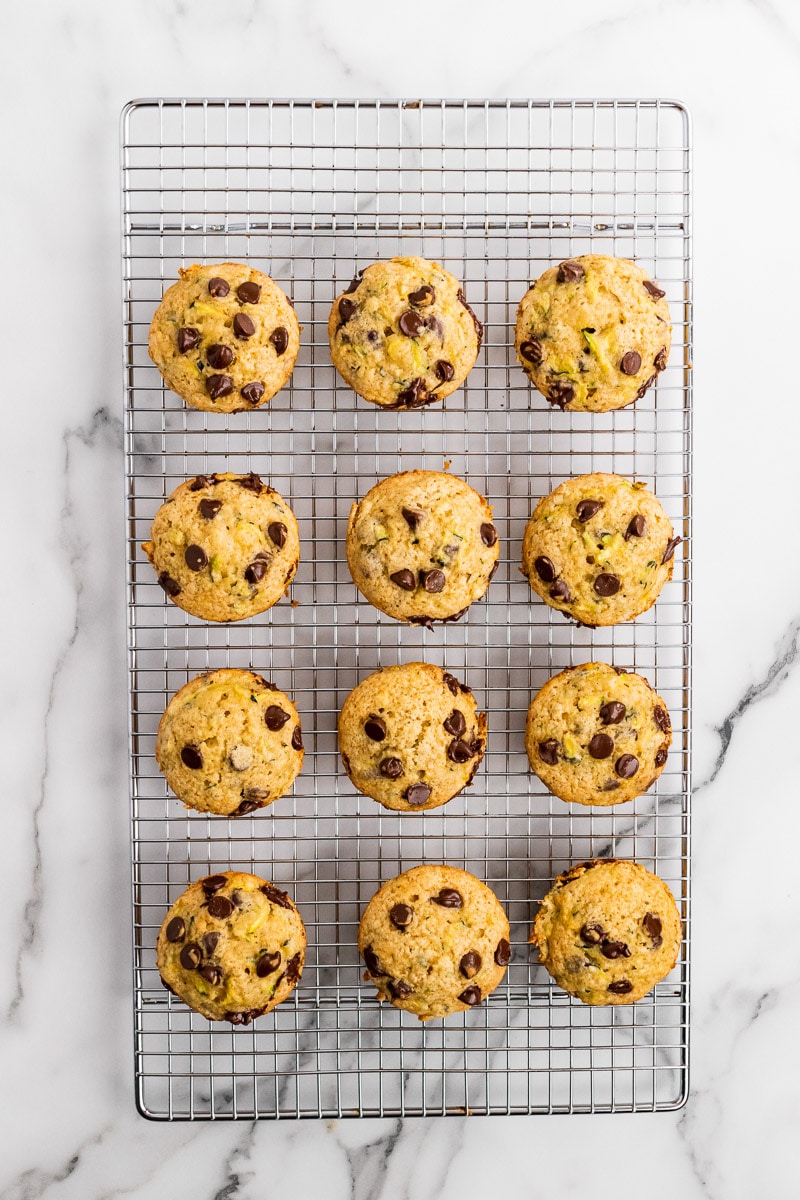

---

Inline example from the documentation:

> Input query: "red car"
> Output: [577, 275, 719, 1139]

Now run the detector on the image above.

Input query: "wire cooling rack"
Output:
[121, 98, 692, 1120]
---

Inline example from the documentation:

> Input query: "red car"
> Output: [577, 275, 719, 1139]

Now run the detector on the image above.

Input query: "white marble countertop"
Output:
[3, 1, 799, 1196]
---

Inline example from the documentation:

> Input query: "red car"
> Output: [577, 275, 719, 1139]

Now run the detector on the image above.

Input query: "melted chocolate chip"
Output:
[389, 902, 414, 929]
[390, 569, 416, 591]
[165, 917, 186, 943]
[615, 753, 639, 779]
[434, 359, 455, 383]
[231, 312, 256, 340]
[363, 945, 384, 977]
[241, 381, 265, 405]
[425, 315, 444, 340]
[338, 296, 357, 323]
[265, 705, 290, 731]
[239, 472, 264, 493]
[643, 280, 666, 300]
[549, 579, 572, 602]
[420, 569, 445, 593]
[443, 710, 466, 738]
[202, 875, 227, 894]
[225, 1008, 264, 1025]
[397, 378, 429, 407]
[291, 726, 303, 751]
[520, 338, 543, 364]
[576, 499, 602, 522]
[494, 938, 511, 966]
[184, 544, 207, 571]
[189, 474, 216, 491]
[458, 985, 482, 1006]
[557, 259, 585, 283]
[643, 912, 663, 948]
[206, 373, 233, 400]
[655, 745, 669, 768]
[207, 894, 234, 919]
[653, 705, 671, 732]
[608, 979, 633, 995]
[600, 700, 626, 725]
[389, 979, 413, 1000]
[620, 350, 642, 376]
[589, 733, 614, 759]
[206, 343, 234, 370]
[257, 951, 281, 977]
[654, 347, 668, 371]
[180, 943, 202, 970]
[662, 536, 681, 564]
[180, 744, 203, 769]
[456, 288, 483, 349]
[261, 884, 293, 909]
[432, 888, 463, 908]
[269, 327, 289, 355]
[177, 327, 200, 353]
[380, 756, 403, 779]
[237, 281, 261, 304]
[547, 380, 575, 409]
[602, 940, 631, 960]
[443, 672, 461, 696]
[398, 310, 425, 337]
[158, 571, 181, 597]
[580, 923, 605, 945]
[245, 559, 268, 584]
[285, 952, 303, 984]
[538, 739, 559, 765]
[199, 498, 222, 519]
[405, 783, 431, 807]
[208, 277, 230, 297]
[344, 271, 363, 294]
[625, 515, 646, 540]
[480, 522, 497, 547]
[447, 739, 473, 764]
[408, 284, 435, 306]
[459, 951, 482, 979]
[594, 573, 621, 597]
[533, 556, 557, 583]
[364, 715, 387, 741]
[235, 798, 261, 815]
[202, 932, 220, 955]
[601, 779, 621, 791]
[268, 521, 287, 548]
[636, 373, 657, 399]
[398, 508, 421, 533]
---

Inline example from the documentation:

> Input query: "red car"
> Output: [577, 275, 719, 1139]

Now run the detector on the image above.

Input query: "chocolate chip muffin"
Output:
[525, 662, 671, 806]
[346, 470, 499, 627]
[358, 865, 510, 1020]
[338, 663, 486, 812]
[328, 256, 482, 409]
[530, 859, 682, 1005]
[515, 254, 671, 412]
[156, 670, 304, 817]
[142, 472, 300, 622]
[148, 262, 300, 413]
[157, 871, 306, 1024]
[521, 472, 679, 626]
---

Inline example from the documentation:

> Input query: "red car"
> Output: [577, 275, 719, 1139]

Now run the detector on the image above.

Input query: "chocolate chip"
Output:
[380, 757, 403, 779]
[208, 277, 230, 297]
[230, 890, 245, 907]
[235, 799, 261, 815]
[589, 733, 614, 759]
[291, 726, 303, 751]
[580, 923, 605, 946]
[458, 985, 482, 1006]
[245, 559, 268, 584]
[269, 327, 289, 355]
[257, 951, 282, 977]
[179, 943, 202, 970]
[408, 284, 435, 306]
[636, 374, 657, 399]
[643, 913, 663, 948]
[520, 338, 543, 364]
[261, 884, 292, 909]
[446, 739, 472, 764]
[189, 474, 216, 491]
[608, 979, 633, 995]
[576, 499, 602, 522]
[237, 281, 261, 304]
[207, 343, 234, 370]
[434, 359, 455, 383]
[420, 569, 445, 593]
[397, 378, 429, 407]
[198, 963, 222, 985]
[265, 521, 287, 549]
[207, 895, 234, 919]
[594, 573, 621, 597]
[557, 259, 585, 283]
[390, 903, 414, 929]
[390, 569, 415, 591]
[600, 700, 626, 725]
[177, 327, 200, 353]
[199, 498, 222, 519]
[653, 705, 671, 733]
[181, 744, 203, 769]
[401, 507, 422, 531]
[432, 888, 463, 908]
[257, 710, 287, 739]
[459, 951, 482, 979]
[225, 1008, 264, 1025]
[655, 745, 669, 768]
[620, 351, 642, 375]
[239, 472, 264, 493]
[424, 315, 445, 341]
[405, 783, 431, 806]
[165, 917, 185, 943]
[480, 522, 497, 547]
[158, 571, 181, 597]
[338, 297, 357, 323]
[443, 672, 461, 696]
[443, 710, 466, 737]
[662, 536, 681, 564]
[184, 544, 207, 571]
[364, 715, 387, 742]
[494, 938, 511, 966]
[549, 579, 572, 602]
[601, 779, 620, 792]
[363, 945, 384, 976]
[232, 313, 256, 340]
[625, 515, 646, 540]
[389, 979, 413, 1000]
[241, 381, 265, 405]
[533, 556, 557, 583]
[207, 373, 233, 400]
[201, 932, 220, 955]
[602, 940, 631, 960]
[643, 280, 665, 299]
[284, 952, 303, 984]
[654, 347, 668, 371]
[366, 329, 379, 343]
[615, 753, 639, 779]
[456, 288, 483, 348]
[547, 380, 575, 409]
[202, 875, 227, 894]
[538, 739, 559, 765]
[344, 271, 363, 294]
[398, 310, 425, 337]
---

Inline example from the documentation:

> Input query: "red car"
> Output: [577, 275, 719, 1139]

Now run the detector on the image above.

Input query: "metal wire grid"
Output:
[121, 98, 692, 1120]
